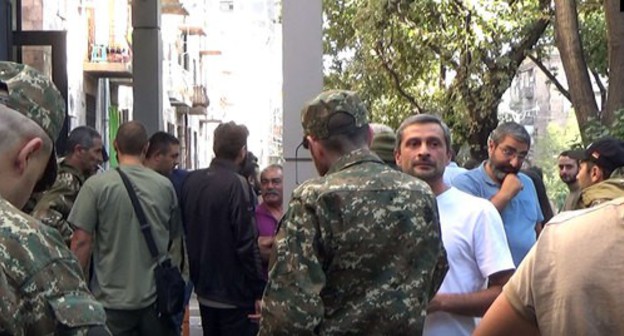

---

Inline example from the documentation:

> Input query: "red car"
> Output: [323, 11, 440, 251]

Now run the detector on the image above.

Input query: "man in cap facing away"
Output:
[0, 61, 109, 335]
[259, 89, 447, 335]
[568, 136, 624, 209]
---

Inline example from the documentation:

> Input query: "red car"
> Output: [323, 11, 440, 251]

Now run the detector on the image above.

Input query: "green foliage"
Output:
[583, 108, 624, 142]
[578, 0, 608, 76]
[535, 108, 624, 210]
[323, 0, 551, 159]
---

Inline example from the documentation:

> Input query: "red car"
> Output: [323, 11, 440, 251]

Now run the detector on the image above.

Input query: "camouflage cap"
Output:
[0, 61, 65, 191]
[0, 61, 65, 141]
[301, 90, 368, 139]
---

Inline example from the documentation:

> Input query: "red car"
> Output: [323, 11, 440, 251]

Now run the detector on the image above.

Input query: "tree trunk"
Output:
[604, 0, 624, 125]
[554, 0, 599, 143]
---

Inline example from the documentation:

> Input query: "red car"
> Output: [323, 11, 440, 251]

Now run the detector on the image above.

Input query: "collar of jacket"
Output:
[326, 147, 384, 175]
[209, 157, 242, 173]
[58, 158, 87, 185]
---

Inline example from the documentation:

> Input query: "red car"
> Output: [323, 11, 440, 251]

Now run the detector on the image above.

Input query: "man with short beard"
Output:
[453, 122, 543, 266]
[395, 114, 514, 336]
[568, 136, 624, 210]
[558, 150, 581, 211]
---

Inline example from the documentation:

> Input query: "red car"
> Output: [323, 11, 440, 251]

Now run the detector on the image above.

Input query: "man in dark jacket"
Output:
[181, 121, 264, 336]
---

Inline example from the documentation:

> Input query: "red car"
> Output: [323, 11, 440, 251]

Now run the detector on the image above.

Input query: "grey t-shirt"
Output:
[69, 164, 182, 309]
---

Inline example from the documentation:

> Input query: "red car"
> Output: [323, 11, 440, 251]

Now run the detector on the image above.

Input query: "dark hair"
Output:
[490, 122, 531, 147]
[241, 151, 259, 179]
[318, 112, 369, 153]
[522, 167, 554, 223]
[213, 122, 249, 160]
[396, 114, 452, 153]
[66, 126, 101, 155]
[115, 121, 148, 155]
[559, 150, 580, 165]
[146, 131, 180, 159]
[559, 150, 574, 158]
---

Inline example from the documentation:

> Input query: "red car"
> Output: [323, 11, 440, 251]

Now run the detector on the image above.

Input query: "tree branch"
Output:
[591, 69, 607, 113]
[527, 53, 571, 101]
[374, 40, 423, 113]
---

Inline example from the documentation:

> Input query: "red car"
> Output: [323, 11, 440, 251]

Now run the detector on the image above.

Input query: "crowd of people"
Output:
[3, 60, 624, 335]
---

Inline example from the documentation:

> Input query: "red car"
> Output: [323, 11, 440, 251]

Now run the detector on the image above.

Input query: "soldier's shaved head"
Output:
[0, 104, 53, 153]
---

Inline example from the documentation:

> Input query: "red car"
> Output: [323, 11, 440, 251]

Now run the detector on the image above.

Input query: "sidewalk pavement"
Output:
[189, 294, 202, 336]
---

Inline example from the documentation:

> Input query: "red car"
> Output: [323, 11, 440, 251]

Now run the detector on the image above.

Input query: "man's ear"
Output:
[74, 143, 86, 154]
[487, 139, 496, 154]
[394, 147, 401, 167]
[15, 137, 44, 175]
[590, 165, 604, 183]
[140, 142, 150, 158]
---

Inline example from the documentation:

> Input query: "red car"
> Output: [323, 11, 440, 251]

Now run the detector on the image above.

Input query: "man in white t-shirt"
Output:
[395, 114, 515, 336]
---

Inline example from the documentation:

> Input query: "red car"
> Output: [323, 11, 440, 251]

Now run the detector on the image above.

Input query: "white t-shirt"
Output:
[423, 187, 515, 336]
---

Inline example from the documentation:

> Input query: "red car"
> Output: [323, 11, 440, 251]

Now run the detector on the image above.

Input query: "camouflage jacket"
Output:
[0, 196, 108, 335]
[577, 177, 624, 209]
[32, 159, 86, 245]
[259, 148, 447, 335]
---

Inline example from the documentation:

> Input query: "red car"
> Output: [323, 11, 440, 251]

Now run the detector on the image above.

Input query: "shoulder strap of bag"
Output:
[116, 167, 160, 261]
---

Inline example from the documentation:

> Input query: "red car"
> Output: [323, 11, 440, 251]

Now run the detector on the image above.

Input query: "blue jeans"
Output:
[172, 281, 194, 335]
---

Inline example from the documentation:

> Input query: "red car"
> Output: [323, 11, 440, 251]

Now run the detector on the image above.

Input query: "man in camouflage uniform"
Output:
[258, 90, 447, 335]
[568, 136, 624, 209]
[0, 61, 109, 335]
[32, 126, 104, 245]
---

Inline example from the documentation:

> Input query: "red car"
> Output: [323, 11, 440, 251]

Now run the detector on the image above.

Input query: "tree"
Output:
[530, 0, 623, 143]
[324, 0, 551, 160]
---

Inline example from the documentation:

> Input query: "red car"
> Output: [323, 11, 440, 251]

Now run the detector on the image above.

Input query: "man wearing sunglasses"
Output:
[259, 90, 447, 335]
[453, 122, 543, 267]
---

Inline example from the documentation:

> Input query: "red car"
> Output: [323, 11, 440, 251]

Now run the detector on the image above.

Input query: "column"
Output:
[132, 0, 163, 134]
[281, 0, 323, 205]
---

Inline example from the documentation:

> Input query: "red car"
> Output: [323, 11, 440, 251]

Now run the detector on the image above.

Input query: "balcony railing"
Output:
[192, 85, 209, 107]
[84, 44, 132, 78]
[188, 85, 209, 115]
[165, 61, 193, 107]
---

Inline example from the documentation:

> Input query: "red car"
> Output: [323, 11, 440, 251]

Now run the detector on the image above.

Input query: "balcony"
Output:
[84, 44, 132, 79]
[188, 85, 209, 115]
[179, 25, 206, 36]
[165, 61, 193, 107]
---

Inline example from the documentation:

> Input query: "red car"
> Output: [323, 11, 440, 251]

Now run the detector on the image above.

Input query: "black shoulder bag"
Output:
[116, 167, 185, 316]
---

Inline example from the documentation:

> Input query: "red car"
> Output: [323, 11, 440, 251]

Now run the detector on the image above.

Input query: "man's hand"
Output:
[248, 299, 262, 322]
[258, 236, 275, 263]
[427, 294, 447, 313]
[500, 174, 523, 199]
